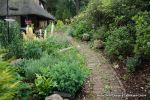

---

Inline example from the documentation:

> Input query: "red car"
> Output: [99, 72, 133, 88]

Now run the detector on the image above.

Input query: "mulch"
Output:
[115, 62, 150, 100]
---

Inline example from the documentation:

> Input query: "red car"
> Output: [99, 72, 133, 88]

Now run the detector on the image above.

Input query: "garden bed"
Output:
[115, 62, 150, 100]
[0, 34, 89, 100]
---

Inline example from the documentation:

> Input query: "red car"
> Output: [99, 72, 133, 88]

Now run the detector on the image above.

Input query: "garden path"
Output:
[67, 36, 126, 100]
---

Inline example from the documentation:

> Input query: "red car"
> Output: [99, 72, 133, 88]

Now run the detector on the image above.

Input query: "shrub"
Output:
[16, 48, 89, 96]
[71, 20, 91, 38]
[57, 49, 86, 66]
[0, 20, 8, 47]
[23, 40, 43, 59]
[42, 35, 69, 54]
[14, 82, 32, 100]
[49, 61, 89, 95]
[105, 26, 134, 58]
[15, 54, 58, 81]
[0, 62, 19, 100]
[133, 11, 150, 59]
[65, 25, 75, 36]
[92, 26, 107, 41]
[0, 21, 23, 58]
[55, 20, 64, 32]
[126, 55, 141, 73]
[35, 74, 57, 96]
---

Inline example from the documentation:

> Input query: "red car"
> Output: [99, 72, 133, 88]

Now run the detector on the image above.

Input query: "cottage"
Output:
[0, 0, 54, 31]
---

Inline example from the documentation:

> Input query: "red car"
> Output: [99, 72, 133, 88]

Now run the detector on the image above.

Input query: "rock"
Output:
[53, 91, 72, 99]
[11, 59, 22, 64]
[45, 94, 63, 100]
[92, 40, 104, 49]
[82, 33, 90, 41]
[113, 64, 119, 69]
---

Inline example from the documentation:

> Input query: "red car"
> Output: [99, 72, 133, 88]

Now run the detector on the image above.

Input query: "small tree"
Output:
[0, 20, 23, 58]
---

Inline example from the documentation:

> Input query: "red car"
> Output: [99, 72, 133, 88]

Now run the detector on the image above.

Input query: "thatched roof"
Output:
[0, 0, 54, 20]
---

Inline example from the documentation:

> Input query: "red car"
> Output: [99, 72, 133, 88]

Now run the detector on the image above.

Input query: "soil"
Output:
[115, 62, 150, 100]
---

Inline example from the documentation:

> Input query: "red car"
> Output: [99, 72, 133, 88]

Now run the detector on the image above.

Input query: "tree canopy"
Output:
[47, 0, 89, 20]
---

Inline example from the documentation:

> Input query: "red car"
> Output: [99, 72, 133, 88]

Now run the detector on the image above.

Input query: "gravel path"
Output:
[68, 37, 126, 100]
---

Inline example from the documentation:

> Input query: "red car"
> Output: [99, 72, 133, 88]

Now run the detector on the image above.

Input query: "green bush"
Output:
[16, 54, 58, 81]
[133, 12, 150, 59]
[55, 20, 64, 32]
[92, 26, 107, 41]
[58, 49, 86, 66]
[0, 20, 8, 47]
[65, 25, 75, 36]
[35, 74, 57, 96]
[0, 21, 23, 58]
[105, 26, 134, 58]
[42, 35, 69, 54]
[126, 55, 141, 73]
[71, 20, 91, 38]
[49, 61, 89, 95]
[23, 40, 43, 59]
[14, 82, 32, 100]
[49, 49, 88, 95]
[0, 62, 19, 100]
[16, 48, 89, 96]
[22, 35, 69, 59]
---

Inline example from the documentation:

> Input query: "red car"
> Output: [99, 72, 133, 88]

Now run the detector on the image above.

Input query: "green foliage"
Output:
[49, 61, 89, 95]
[15, 54, 57, 81]
[55, 0, 75, 20]
[0, 21, 23, 58]
[42, 35, 69, 54]
[133, 11, 150, 58]
[126, 56, 141, 73]
[35, 74, 57, 96]
[105, 27, 134, 57]
[46, 23, 53, 33]
[92, 26, 107, 41]
[22, 35, 69, 59]
[16, 48, 89, 96]
[0, 20, 8, 47]
[70, 0, 150, 40]
[71, 20, 91, 38]
[55, 20, 64, 32]
[47, 0, 89, 20]
[48, 49, 89, 95]
[14, 82, 32, 100]
[58, 49, 87, 68]
[0, 62, 19, 100]
[23, 40, 43, 59]
[64, 25, 75, 36]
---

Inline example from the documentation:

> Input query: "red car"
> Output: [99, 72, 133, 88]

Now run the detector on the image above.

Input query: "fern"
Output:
[0, 62, 19, 100]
